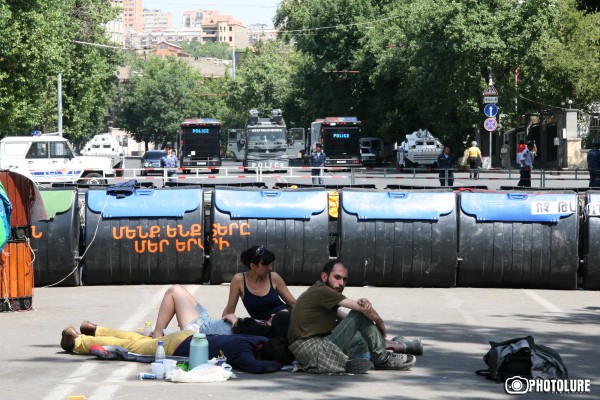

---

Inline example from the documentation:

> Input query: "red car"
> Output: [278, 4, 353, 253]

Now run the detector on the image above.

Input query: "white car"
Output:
[0, 134, 115, 184]
[360, 147, 377, 165]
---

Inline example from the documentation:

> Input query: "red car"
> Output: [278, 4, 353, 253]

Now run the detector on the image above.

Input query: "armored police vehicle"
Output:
[243, 109, 289, 171]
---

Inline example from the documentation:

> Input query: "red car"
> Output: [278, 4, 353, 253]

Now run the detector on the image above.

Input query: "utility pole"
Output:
[57, 73, 63, 137]
[231, 47, 236, 78]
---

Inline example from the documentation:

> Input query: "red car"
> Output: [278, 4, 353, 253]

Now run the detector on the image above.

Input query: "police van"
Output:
[0, 133, 115, 184]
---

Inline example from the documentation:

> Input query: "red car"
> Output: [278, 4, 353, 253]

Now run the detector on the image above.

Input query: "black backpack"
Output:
[476, 336, 568, 382]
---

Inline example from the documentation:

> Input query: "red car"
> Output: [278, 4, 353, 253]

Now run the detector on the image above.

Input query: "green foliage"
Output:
[181, 42, 232, 60]
[223, 41, 298, 128]
[0, 0, 121, 140]
[117, 56, 228, 148]
[276, 0, 600, 150]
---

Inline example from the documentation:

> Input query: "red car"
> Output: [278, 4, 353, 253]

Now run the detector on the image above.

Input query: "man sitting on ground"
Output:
[60, 322, 293, 374]
[287, 259, 422, 374]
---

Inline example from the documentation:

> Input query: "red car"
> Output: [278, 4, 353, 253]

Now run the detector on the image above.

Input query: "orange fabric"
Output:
[0, 242, 33, 300]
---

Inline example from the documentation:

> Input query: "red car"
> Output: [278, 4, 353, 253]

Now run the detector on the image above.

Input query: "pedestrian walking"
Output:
[517, 140, 537, 187]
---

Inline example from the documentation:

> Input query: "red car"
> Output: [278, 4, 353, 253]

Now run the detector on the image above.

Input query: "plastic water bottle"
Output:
[143, 321, 153, 336]
[189, 333, 209, 370]
[155, 340, 166, 363]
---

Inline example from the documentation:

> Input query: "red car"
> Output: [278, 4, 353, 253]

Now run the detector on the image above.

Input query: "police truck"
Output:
[243, 109, 290, 171]
[309, 117, 362, 167]
[179, 118, 222, 173]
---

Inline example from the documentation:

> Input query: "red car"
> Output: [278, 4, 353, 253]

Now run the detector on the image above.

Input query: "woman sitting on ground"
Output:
[150, 245, 295, 340]
[221, 245, 295, 335]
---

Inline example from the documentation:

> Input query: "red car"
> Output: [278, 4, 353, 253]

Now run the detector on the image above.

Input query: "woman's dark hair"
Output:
[261, 336, 295, 365]
[240, 245, 276, 268]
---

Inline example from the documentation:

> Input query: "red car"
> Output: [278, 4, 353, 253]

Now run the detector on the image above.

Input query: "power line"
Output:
[279, 15, 402, 34]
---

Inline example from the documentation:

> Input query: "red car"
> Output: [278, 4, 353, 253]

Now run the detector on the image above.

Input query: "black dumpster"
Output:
[338, 189, 458, 287]
[84, 186, 204, 285]
[209, 187, 329, 285]
[583, 191, 600, 289]
[31, 188, 80, 287]
[458, 191, 578, 289]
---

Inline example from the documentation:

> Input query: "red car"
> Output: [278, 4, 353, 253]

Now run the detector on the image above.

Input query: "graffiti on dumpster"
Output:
[112, 224, 203, 254]
[211, 222, 251, 251]
[110, 222, 251, 253]
[31, 226, 43, 239]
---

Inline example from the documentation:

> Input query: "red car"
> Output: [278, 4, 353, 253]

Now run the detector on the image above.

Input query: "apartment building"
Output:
[182, 10, 248, 48]
[123, 0, 144, 33]
[144, 9, 173, 31]
[248, 24, 278, 46]
[105, 0, 125, 46]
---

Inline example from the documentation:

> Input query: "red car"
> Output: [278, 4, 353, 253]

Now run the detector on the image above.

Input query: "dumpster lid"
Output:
[39, 190, 75, 219]
[341, 190, 455, 220]
[214, 188, 327, 219]
[460, 192, 577, 222]
[87, 188, 201, 218]
[585, 192, 600, 218]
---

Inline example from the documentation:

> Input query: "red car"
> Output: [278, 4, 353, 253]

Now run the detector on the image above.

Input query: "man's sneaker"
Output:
[374, 353, 416, 370]
[345, 358, 373, 374]
[391, 336, 424, 356]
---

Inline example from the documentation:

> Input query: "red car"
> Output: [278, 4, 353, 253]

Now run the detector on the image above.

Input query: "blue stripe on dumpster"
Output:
[338, 189, 457, 287]
[460, 192, 577, 223]
[210, 187, 329, 285]
[214, 189, 326, 219]
[341, 191, 455, 220]
[457, 190, 578, 289]
[87, 188, 201, 218]
[84, 187, 205, 285]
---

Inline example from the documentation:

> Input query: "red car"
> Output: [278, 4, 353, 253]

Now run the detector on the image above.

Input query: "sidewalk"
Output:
[1, 285, 597, 399]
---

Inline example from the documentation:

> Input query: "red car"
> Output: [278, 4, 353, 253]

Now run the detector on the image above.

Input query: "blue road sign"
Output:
[484, 104, 498, 118]
[483, 118, 497, 132]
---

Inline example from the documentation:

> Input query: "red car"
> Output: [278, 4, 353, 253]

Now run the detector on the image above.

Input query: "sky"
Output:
[143, 0, 282, 27]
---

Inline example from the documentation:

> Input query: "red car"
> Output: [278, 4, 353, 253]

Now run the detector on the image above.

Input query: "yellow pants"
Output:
[74, 326, 193, 356]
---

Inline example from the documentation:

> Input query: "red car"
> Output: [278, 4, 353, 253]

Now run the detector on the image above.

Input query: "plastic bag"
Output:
[169, 362, 236, 383]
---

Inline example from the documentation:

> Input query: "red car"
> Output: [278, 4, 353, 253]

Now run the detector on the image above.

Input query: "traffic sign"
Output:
[484, 104, 498, 118]
[483, 96, 498, 104]
[483, 118, 497, 132]
[482, 85, 499, 96]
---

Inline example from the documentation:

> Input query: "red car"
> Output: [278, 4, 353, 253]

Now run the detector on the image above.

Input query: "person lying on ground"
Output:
[60, 322, 294, 374]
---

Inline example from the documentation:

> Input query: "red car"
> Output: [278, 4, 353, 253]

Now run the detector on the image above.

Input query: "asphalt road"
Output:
[1, 285, 598, 400]
[123, 158, 593, 191]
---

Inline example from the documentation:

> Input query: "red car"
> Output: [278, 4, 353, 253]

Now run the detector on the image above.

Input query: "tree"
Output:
[117, 56, 227, 149]
[275, 0, 600, 149]
[181, 42, 232, 60]
[275, 0, 379, 129]
[224, 41, 298, 128]
[0, 0, 121, 140]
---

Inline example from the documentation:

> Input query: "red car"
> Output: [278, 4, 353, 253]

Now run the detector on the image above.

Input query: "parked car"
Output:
[360, 147, 377, 165]
[140, 150, 166, 175]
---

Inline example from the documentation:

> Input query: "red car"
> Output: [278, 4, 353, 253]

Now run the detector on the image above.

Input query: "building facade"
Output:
[248, 24, 278, 46]
[143, 9, 173, 31]
[106, 0, 125, 46]
[123, 0, 144, 34]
